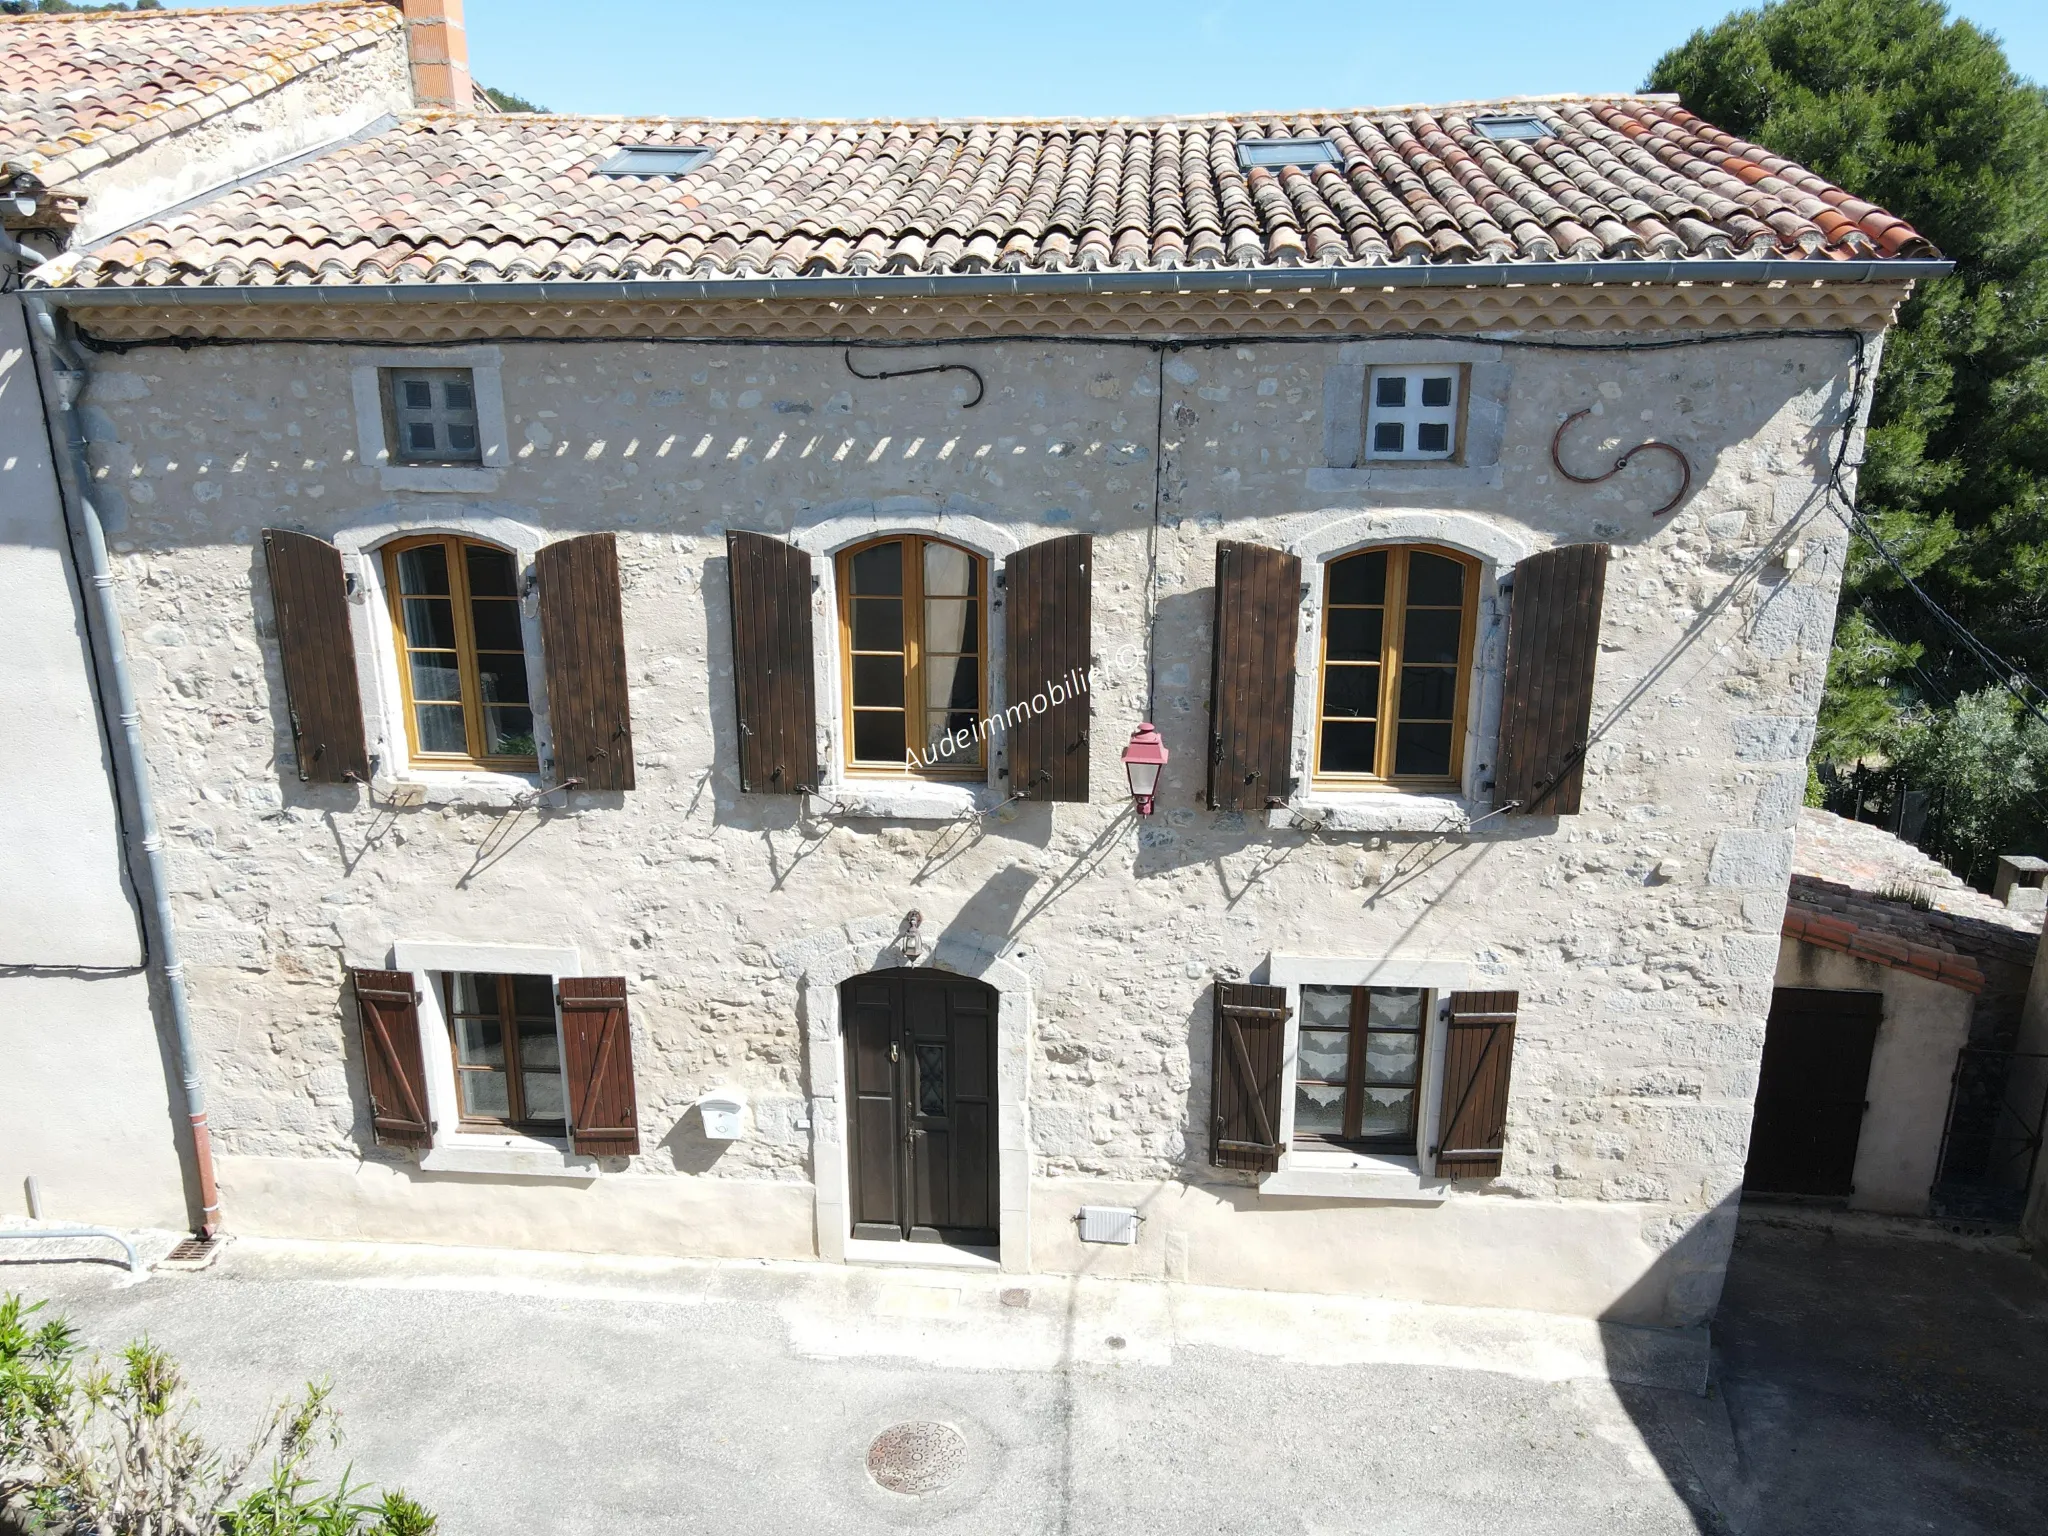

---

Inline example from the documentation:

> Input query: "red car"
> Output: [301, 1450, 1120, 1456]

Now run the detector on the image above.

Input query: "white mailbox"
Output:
[698, 1090, 746, 1141]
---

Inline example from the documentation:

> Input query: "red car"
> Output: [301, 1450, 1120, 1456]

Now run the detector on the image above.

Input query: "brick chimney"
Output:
[402, 0, 472, 109]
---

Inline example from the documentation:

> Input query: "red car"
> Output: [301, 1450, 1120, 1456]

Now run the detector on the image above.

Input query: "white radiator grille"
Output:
[1076, 1205, 1139, 1245]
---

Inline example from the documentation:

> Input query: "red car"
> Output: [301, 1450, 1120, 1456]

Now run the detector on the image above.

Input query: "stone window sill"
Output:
[373, 770, 543, 811]
[811, 780, 1002, 823]
[1262, 1149, 1447, 1203]
[1306, 465, 1504, 493]
[419, 1134, 599, 1181]
[376, 464, 505, 494]
[1268, 791, 1483, 834]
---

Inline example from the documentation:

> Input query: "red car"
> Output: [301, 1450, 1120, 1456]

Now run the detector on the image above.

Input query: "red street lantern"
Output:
[1121, 722, 1169, 815]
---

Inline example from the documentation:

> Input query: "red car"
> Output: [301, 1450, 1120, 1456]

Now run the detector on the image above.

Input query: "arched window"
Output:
[383, 534, 537, 770]
[836, 535, 987, 777]
[1314, 544, 1478, 788]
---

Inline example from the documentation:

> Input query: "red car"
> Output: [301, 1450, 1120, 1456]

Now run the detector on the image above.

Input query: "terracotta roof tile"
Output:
[38, 94, 1937, 290]
[1, 1, 403, 191]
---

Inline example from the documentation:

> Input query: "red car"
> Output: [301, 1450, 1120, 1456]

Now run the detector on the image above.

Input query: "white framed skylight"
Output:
[597, 145, 714, 177]
[1472, 116, 1552, 142]
[1236, 137, 1342, 169]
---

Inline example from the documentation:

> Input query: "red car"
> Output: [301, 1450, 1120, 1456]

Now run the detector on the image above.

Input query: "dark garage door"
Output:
[1744, 987, 1882, 1199]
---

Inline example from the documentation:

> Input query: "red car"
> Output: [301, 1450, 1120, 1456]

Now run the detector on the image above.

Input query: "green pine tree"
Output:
[1651, 0, 2048, 880]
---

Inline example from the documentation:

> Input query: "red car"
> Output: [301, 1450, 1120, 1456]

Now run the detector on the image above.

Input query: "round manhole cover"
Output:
[866, 1421, 966, 1496]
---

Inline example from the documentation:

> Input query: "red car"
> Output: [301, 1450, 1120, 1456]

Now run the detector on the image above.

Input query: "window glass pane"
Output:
[1416, 423, 1450, 454]
[517, 1019, 560, 1071]
[1403, 608, 1463, 665]
[522, 1071, 565, 1122]
[409, 656, 462, 702]
[484, 708, 535, 759]
[1372, 422, 1403, 454]
[408, 422, 437, 452]
[850, 599, 903, 653]
[397, 543, 451, 597]
[1322, 664, 1379, 719]
[1369, 989, 1425, 1031]
[475, 653, 530, 705]
[402, 595, 457, 650]
[1362, 1031, 1419, 1085]
[460, 1071, 511, 1119]
[1398, 667, 1457, 721]
[922, 598, 978, 655]
[852, 710, 907, 764]
[1327, 551, 1387, 606]
[1301, 986, 1352, 1028]
[1420, 376, 1453, 409]
[1295, 1083, 1346, 1136]
[852, 654, 905, 708]
[850, 542, 903, 595]
[925, 712, 980, 760]
[1298, 1028, 1350, 1084]
[448, 422, 480, 454]
[1394, 723, 1453, 778]
[1405, 553, 1465, 607]
[1318, 720, 1376, 775]
[469, 600, 523, 652]
[916, 1043, 946, 1116]
[444, 379, 476, 411]
[465, 545, 517, 597]
[510, 974, 553, 1017]
[444, 972, 485, 1015]
[454, 1015, 504, 1068]
[1356, 1088, 1415, 1140]
[1325, 609, 1383, 662]
[403, 379, 433, 412]
[1374, 374, 1407, 408]
[925, 655, 980, 710]
[415, 704, 468, 754]
[923, 542, 976, 596]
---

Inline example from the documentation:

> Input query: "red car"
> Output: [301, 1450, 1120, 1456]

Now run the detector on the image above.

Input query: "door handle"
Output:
[890, 1041, 899, 1063]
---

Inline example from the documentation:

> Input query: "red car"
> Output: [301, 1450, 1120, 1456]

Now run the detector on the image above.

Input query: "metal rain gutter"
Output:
[32, 257, 1955, 311]
[21, 293, 222, 1238]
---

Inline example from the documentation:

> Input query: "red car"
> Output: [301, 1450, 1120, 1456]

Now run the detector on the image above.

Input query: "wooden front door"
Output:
[843, 968, 998, 1246]
[1744, 986, 1883, 1198]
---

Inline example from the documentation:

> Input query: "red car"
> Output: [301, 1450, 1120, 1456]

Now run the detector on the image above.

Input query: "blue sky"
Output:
[203, 1, 2048, 117]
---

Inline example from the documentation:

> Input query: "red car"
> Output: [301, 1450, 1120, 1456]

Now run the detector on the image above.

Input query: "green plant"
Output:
[0, 1294, 433, 1536]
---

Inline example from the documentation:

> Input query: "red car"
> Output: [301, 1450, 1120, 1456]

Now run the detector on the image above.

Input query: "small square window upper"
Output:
[1473, 116, 1552, 141]
[1364, 366, 1460, 462]
[381, 368, 483, 466]
[1236, 137, 1342, 169]
[598, 145, 713, 177]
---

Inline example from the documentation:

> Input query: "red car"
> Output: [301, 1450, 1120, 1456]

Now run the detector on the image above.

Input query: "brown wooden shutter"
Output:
[1004, 533, 1092, 803]
[535, 533, 636, 791]
[727, 531, 819, 795]
[1435, 990, 1519, 1179]
[1496, 543, 1610, 815]
[1207, 541, 1300, 811]
[261, 529, 369, 784]
[560, 976, 640, 1156]
[350, 967, 432, 1147]
[1209, 981, 1290, 1172]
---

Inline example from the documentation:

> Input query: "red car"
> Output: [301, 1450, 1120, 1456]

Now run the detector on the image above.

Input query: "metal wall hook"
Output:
[1551, 408, 1692, 517]
[844, 348, 986, 408]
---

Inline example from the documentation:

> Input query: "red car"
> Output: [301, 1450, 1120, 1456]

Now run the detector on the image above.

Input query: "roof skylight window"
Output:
[1472, 116, 1552, 141]
[1236, 137, 1341, 169]
[597, 145, 714, 177]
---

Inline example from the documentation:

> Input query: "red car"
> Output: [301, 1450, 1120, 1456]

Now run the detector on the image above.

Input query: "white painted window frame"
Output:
[331, 514, 556, 805]
[349, 347, 511, 494]
[1313, 340, 1510, 492]
[389, 939, 597, 1181]
[1271, 510, 1528, 833]
[1262, 953, 1472, 1202]
[787, 500, 1026, 823]
[1364, 365, 1461, 461]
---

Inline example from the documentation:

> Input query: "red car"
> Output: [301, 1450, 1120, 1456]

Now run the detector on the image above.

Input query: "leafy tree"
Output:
[480, 86, 548, 114]
[1652, 0, 2048, 878]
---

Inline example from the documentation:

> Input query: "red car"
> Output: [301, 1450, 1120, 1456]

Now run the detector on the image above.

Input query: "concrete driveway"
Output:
[1, 1212, 2042, 1535]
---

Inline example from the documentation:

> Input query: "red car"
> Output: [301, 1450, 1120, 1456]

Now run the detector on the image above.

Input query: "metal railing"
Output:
[1933, 1048, 2048, 1222]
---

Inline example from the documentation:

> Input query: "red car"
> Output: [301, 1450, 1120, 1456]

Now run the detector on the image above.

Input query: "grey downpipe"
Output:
[23, 293, 221, 1237]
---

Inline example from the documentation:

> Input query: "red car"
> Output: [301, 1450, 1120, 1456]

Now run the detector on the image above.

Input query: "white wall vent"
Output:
[1076, 1205, 1140, 1245]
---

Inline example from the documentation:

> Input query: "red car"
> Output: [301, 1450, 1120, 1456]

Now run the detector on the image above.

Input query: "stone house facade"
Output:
[22, 87, 1946, 1326]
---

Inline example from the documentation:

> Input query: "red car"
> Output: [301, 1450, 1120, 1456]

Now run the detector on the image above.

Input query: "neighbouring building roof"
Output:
[1785, 809, 2041, 1005]
[0, 0, 404, 192]
[37, 95, 1936, 289]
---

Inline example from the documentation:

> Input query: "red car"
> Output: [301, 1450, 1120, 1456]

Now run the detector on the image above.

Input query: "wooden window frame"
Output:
[436, 970, 566, 1133]
[835, 534, 988, 781]
[382, 534, 539, 772]
[1294, 985, 1428, 1152]
[1312, 542, 1479, 792]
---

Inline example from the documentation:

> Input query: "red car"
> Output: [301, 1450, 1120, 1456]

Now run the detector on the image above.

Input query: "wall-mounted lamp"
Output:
[1121, 723, 1168, 816]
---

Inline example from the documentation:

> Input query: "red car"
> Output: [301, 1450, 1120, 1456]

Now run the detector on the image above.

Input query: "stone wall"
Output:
[69, 311, 1872, 1321]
